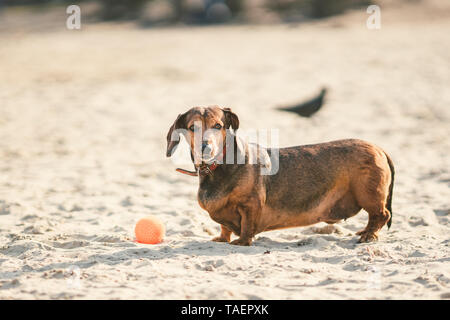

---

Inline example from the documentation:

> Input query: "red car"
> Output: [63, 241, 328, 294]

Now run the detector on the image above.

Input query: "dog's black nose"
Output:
[202, 142, 212, 155]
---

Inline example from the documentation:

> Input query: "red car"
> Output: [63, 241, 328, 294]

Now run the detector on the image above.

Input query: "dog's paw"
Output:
[212, 236, 229, 243]
[357, 232, 379, 243]
[230, 238, 252, 246]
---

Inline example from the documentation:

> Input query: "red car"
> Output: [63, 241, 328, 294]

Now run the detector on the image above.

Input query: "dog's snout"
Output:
[202, 142, 212, 154]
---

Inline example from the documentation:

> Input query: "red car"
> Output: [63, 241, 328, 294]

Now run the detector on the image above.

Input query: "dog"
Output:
[166, 106, 395, 246]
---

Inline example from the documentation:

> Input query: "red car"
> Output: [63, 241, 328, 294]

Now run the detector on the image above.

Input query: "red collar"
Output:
[176, 146, 226, 177]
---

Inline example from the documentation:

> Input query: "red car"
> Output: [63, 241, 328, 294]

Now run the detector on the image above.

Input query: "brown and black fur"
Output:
[166, 106, 395, 246]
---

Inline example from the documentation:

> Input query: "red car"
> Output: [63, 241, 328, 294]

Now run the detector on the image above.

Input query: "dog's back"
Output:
[259, 139, 394, 241]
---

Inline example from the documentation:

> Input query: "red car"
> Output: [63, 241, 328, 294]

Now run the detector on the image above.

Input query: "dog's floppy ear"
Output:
[166, 113, 187, 157]
[223, 107, 239, 131]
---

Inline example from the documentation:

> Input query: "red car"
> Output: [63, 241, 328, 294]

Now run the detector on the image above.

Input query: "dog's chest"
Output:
[197, 184, 229, 213]
[198, 181, 241, 228]
[198, 191, 240, 234]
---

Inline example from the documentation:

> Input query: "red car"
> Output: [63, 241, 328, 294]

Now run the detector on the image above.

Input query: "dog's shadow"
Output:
[25, 234, 361, 277]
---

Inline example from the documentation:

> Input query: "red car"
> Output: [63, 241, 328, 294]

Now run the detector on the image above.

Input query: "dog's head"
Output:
[166, 106, 239, 164]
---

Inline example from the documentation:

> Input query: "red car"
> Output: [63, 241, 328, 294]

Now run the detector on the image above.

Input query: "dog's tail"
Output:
[384, 152, 395, 229]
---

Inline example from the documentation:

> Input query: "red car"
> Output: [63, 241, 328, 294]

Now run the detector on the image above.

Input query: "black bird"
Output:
[277, 87, 327, 117]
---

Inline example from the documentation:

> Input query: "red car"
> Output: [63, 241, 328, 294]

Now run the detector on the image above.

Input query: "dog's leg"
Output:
[230, 204, 258, 246]
[212, 225, 232, 243]
[358, 206, 391, 243]
[354, 157, 392, 242]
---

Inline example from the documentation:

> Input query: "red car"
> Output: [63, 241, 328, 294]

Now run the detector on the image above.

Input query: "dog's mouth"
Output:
[201, 146, 226, 165]
[177, 145, 226, 177]
[197, 147, 219, 165]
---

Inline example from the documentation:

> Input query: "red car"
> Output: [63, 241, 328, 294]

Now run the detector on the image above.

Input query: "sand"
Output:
[0, 1, 449, 299]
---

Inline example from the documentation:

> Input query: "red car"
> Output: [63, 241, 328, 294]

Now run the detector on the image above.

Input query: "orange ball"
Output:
[135, 216, 165, 244]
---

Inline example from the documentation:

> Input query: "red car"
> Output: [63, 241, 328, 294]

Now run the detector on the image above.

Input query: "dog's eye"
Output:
[189, 125, 195, 132]
[214, 123, 222, 129]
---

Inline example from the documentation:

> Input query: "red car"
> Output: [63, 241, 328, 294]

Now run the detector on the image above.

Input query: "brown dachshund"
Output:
[166, 106, 395, 246]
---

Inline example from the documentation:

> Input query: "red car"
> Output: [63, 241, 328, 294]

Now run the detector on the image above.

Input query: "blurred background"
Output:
[0, 0, 376, 28]
[0, 0, 449, 194]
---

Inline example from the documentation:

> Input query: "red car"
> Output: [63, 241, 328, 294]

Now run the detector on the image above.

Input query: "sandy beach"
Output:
[0, 1, 449, 299]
